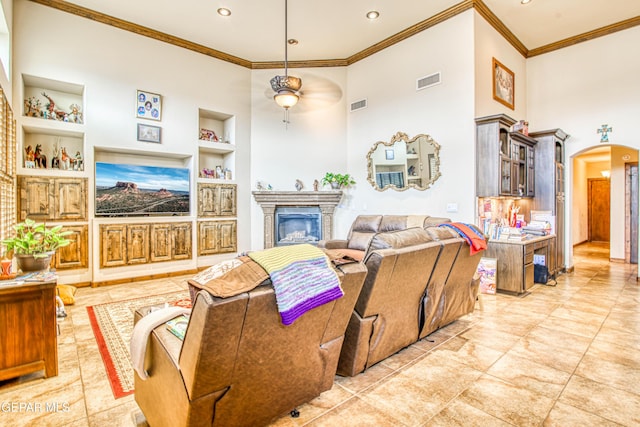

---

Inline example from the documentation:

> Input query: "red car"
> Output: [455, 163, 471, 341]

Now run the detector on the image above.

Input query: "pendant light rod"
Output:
[284, 0, 289, 77]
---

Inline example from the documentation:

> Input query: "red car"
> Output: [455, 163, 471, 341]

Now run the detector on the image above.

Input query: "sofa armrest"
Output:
[318, 239, 348, 249]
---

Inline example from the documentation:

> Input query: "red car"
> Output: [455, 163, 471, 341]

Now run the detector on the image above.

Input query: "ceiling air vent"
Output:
[416, 72, 441, 91]
[350, 99, 367, 112]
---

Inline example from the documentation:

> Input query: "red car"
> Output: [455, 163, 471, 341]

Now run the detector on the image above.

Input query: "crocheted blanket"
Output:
[249, 244, 343, 325]
[439, 222, 487, 255]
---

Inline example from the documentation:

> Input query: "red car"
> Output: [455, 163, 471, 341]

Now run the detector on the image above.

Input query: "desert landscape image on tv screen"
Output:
[95, 162, 190, 216]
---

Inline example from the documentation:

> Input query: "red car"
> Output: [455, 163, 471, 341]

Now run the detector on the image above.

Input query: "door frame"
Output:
[626, 162, 638, 263]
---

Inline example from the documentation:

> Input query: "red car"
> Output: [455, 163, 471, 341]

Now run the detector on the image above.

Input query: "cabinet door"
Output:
[527, 146, 535, 197]
[198, 221, 219, 256]
[216, 220, 237, 253]
[18, 176, 54, 221]
[218, 185, 237, 216]
[197, 184, 219, 217]
[500, 157, 511, 195]
[100, 224, 127, 268]
[171, 222, 192, 260]
[150, 223, 172, 262]
[52, 225, 88, 270]
[55, 178, 87, 220]
[127, 224, 150, 265]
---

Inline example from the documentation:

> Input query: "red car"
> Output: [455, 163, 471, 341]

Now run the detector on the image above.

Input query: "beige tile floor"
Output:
[0, 242, 638, 426]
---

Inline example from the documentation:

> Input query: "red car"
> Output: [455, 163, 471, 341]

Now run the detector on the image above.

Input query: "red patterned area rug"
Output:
[87, 291, 191, 399]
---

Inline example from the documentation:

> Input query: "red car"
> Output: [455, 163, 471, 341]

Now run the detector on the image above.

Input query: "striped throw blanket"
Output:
[248, 244, 343, 326]
[439, 222, 487, 255]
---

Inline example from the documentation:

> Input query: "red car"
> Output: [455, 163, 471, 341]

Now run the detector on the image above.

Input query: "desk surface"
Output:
[488, 234, 555, 246]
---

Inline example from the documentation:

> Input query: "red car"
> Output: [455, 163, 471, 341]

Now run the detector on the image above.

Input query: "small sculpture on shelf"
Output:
[74, 151, 83, 171]
[24, 97, 42, 117]
[24, 145, 35, 168]
[313, 179, 319, 191]
[41, 92, 66, 121]
[67, 103, 83, 124]
[60, 147, 71, 170]
[199, 128, 219, 142]
[295, 179, 304, 191]
[51, 141, 60, 169]
[34, 144, 47, 168]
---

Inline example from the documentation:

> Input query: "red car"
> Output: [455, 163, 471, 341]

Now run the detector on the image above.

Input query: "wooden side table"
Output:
[0, 280, 58, 380]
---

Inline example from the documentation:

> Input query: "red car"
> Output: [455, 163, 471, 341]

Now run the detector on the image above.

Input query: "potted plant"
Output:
[2, 218, 72, 272]
[322, 172, 356, 189]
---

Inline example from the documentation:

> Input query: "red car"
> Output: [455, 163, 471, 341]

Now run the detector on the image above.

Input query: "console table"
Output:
[0, 280, 58, 380]
[484, 235, 556, 295]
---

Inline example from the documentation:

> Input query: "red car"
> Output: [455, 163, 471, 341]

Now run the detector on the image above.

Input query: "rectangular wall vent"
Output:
[416, 72, 441, 91]
[350, 99, 367, 112]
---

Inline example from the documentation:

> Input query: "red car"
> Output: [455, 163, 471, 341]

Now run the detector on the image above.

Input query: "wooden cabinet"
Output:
[197, 183, 237, 217]
[198, 220, 237, 256]
[51, 224, 88, 270]
[530, 129, 568, 273]
[0, 281, 57, 380]
[100, 222, 192, 268]
[485, 235, 556, 294]
[476, 114, 537, 198]
[18, 176, 87, 221]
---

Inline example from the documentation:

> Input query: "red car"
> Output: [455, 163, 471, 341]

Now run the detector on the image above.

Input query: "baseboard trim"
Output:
[610, 258, 626, 263]
[90, 268, 198, 288]
[573, 240, 588, 247]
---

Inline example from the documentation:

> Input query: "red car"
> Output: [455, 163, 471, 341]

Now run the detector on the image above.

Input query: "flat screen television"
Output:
[95, 162, 190, 216]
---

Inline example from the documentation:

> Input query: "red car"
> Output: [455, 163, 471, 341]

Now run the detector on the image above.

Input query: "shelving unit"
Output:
[198, 109, 235, 183]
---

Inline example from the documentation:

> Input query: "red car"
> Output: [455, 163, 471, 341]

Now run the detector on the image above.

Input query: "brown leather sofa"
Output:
[326, 216, 482, 377]
[319, 214, 451, 258]
[133, 262, 367, 427]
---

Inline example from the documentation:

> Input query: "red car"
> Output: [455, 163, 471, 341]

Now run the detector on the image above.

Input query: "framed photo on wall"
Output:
[136, 90, 162, 120]
[137, 123, 162, 143]
[492, 58, 514, 110]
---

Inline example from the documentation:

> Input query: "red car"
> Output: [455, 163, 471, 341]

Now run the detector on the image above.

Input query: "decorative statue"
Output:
[68, 104, 83, 124]
[41, 92, 65, 121]
[295, 179, 304, 191]
[24, 97, 42, 118]
[34, 144, 47, 168]
[51, 141, 60, 169]
[74, 151, 83, 171]
[24, 145, 35, 168]
[313, 179, 319, 191]
[60, 147, 70, 170]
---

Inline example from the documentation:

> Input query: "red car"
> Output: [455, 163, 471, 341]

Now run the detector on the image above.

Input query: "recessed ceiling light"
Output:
[288, 39, 298, 45]
[520, 0, 532, 4]
[217, 8, 231, 16]
[366, 11, 380, 20]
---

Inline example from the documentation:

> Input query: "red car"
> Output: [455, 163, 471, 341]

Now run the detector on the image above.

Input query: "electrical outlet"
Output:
[446, 203, 458, 213]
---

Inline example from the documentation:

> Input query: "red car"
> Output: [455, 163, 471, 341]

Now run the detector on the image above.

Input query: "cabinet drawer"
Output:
[524, 251, 534, 265]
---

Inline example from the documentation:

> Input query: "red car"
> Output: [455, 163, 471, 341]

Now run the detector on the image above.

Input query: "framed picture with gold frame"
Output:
[492, 58, 514, 110]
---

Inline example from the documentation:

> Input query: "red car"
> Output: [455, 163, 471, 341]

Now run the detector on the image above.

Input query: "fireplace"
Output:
[275, 207, 322, 246]
[253, 191, 343, 249]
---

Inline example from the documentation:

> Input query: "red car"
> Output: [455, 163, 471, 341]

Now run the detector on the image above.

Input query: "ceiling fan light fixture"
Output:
[217, 7, 231, 16]
[274, 90, 299, 109]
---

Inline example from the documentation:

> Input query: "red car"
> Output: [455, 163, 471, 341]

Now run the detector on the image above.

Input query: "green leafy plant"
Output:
[321, 172, 356, 188]
[2, 218, 72, 258]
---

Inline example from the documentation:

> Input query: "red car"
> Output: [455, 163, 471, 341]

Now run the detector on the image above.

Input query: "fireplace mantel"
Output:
[252, 190, 343, 248]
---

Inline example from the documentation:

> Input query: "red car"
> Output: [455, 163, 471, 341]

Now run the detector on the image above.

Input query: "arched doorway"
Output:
[570, 145, 639, 269]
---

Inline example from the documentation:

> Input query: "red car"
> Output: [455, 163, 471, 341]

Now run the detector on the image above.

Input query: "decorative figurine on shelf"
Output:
[74, 151, 83, 171]
[24, 97, 42, 118]
[24, 145, 35, 168]
[51, 141, 60, 169]
[313, 179, 319, 191]
[60, 147, 71, 170]
[295, 179, 304, 191]
[41, 92, 66, 121]
[67, 104, 83, 124]
[34, 144, 47, 168]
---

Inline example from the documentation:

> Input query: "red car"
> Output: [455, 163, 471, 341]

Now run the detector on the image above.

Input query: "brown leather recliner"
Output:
[336, 228, 443, 377]
[419, 226, 482, 338]
[134, 262, 367, 427]
[319, 214, 450, 255]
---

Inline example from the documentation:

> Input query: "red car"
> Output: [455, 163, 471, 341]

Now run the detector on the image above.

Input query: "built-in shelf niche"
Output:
[198, 109, 235, 183]
[22, 74, 84, 124]
[22, 126, 85, 173]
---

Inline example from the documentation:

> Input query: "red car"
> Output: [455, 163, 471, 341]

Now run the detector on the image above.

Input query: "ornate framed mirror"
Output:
[366, 132, 441, 191]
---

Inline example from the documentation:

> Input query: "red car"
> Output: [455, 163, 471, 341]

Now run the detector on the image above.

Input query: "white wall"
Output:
[13, 0, 252, 282]
[474, 13, 528, 120]
[341, 11, 476, 238]
[249, 67, 348, 249]
[0, 0, 11, 99]
[527, 26, 640, 270]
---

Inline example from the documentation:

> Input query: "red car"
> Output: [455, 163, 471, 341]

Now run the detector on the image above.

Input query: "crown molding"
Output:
[28, 0, 253, 68]
[528, 15, 640, 57]
[27, 0, 640, 67]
